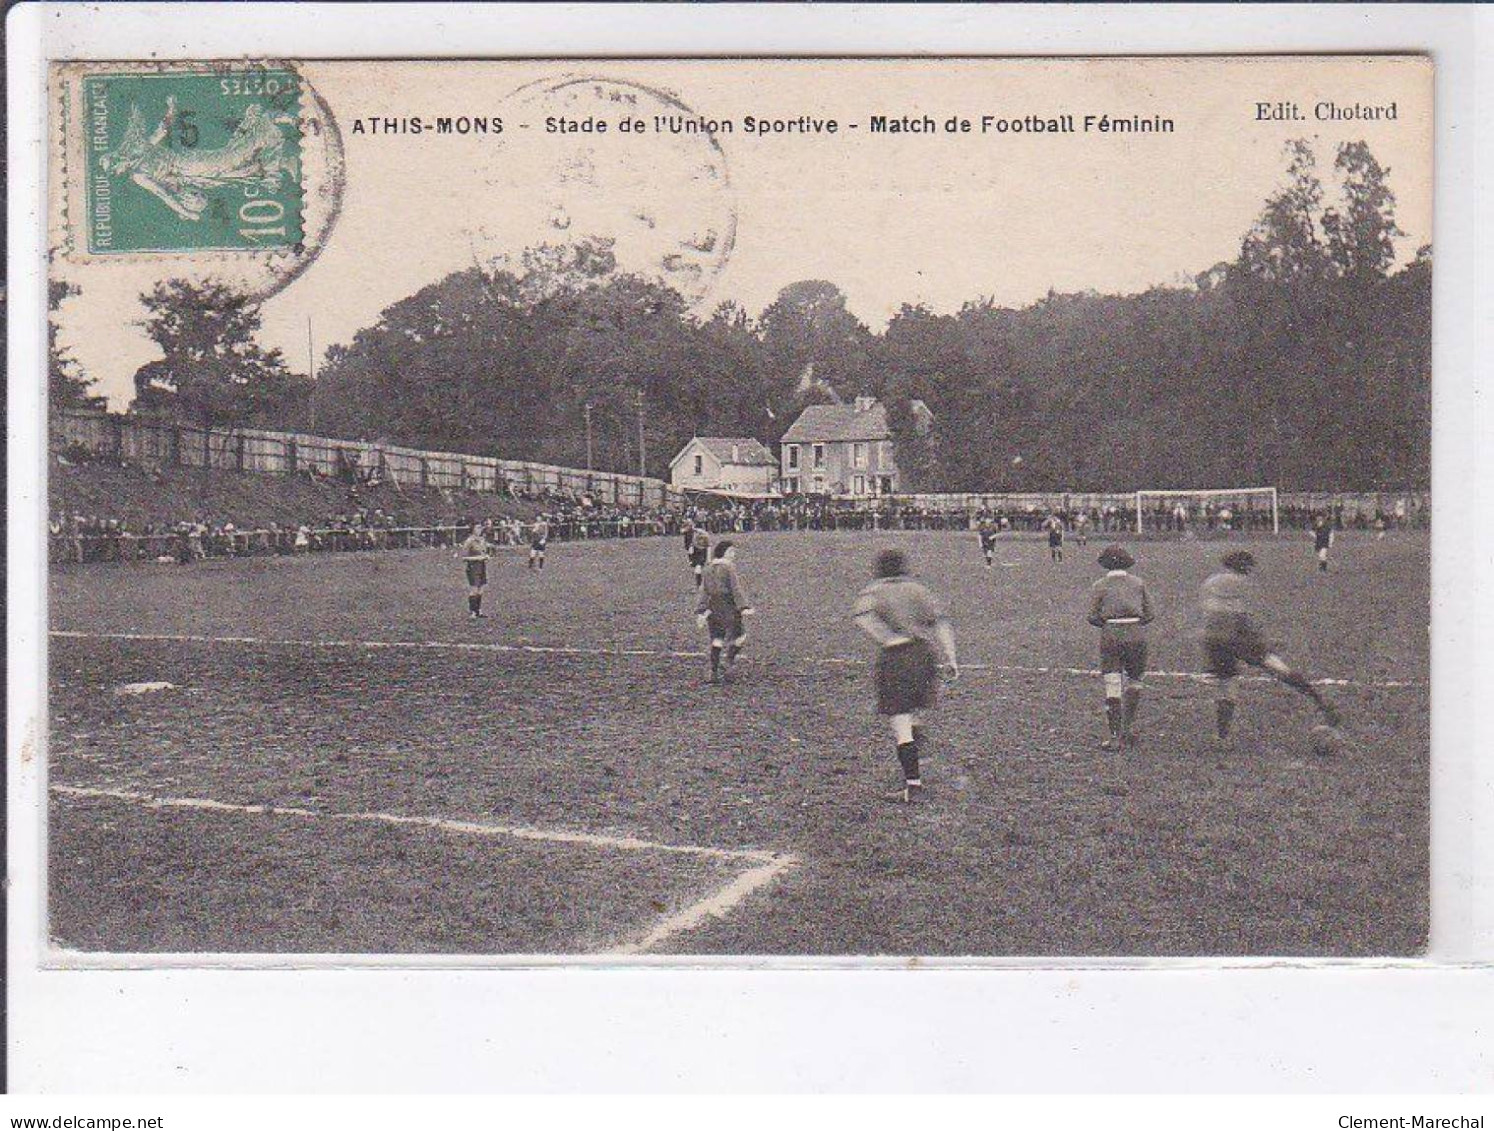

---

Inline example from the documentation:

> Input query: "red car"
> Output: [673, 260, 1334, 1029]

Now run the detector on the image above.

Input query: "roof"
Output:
[669, 436, 777, 469]
[780, 401, 892, 444]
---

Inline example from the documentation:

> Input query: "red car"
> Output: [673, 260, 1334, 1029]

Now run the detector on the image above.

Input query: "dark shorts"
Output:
[1203, 625, 1270, 678]
[530, 539, 547, 553]
[689, 549, 709, 568]
[875, 639, 940, 716]
[980, 535, 997, 551]
[1048, 531, 1063, 547]
[706, 605, 745, 645]
[465, 560, 487, 587]
[1100, 631, 1148, 679]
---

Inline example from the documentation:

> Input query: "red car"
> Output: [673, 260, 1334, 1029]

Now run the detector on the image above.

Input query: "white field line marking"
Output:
[50, 629, 1426, 690]
[601, 855, 800, 957]
[50, 784, 798, 955]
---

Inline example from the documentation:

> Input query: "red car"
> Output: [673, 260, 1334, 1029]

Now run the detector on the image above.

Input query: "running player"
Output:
[1087, 545, 1154, 751]
[853, 549, 959, 804]
[528, 515, 550, 570]
[695, 540, 754, 684]
[458, 522, 492, 619]
[1044, 513, 1065, 562]
[977, 517, 999, 569]
[1313, 514, 1334, 572]
[688, 525, 711, 588]
[1200, 550, 1341, 742]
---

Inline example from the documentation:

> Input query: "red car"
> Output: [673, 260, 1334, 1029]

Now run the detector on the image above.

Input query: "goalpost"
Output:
[1134, 487, 1279, 535]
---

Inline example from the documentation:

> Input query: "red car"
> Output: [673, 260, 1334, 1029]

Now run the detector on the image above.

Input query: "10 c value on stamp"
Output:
[81, 68, 305, 254]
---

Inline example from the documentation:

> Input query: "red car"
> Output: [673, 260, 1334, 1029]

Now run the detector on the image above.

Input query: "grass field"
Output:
[47, 528, 1429, 956]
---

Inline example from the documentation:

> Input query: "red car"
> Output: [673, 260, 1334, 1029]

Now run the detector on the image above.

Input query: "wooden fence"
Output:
[54, 410, 681, 510]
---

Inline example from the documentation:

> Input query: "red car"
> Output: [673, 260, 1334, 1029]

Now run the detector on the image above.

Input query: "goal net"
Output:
[1134, 487, 1279, 535]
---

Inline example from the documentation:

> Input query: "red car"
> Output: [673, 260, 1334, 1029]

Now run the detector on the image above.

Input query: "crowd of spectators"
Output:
[52, 489, 1426, 566]
[50, 495, 688, 565]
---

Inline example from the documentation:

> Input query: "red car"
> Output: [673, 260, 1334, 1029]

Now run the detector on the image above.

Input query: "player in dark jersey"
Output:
[1201, 550, 1341, 741]
[528, 516, 550, 570]
[853, 549, 959, 803]
[977, 518, 999, 569]
[457, 524, 492, 619]
[1313, 515, 1334, 572]
[1044, 513, 1065, 562]
[695, 540, 754, 684]
[688, 526, 711, 588]
[1087, 545, 1154, 751]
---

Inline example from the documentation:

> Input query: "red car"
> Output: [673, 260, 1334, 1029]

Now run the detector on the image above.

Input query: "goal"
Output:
[1134, 487, 1279, 535]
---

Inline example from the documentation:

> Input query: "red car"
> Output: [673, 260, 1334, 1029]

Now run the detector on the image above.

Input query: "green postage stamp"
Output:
[80, 68, 305, 254]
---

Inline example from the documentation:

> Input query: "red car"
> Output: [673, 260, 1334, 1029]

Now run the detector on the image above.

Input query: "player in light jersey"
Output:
[695, 540, 754, 684]
[1313, 515, 1334, 572]
[1073, 510, 1092, 546]
[688, 526, 711, 588]
[976, 517, 999, 569]
[853, 549, 959, 803]
[1087, 545, 1154, 751]
[1200, 550, 1340, 741]
[528, 515, 550, 570]
[457, 523, 492, 619]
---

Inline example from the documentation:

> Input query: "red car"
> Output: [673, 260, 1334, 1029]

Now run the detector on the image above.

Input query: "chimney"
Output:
[731, 443, 740, 463]
[854, 395, 876, 413]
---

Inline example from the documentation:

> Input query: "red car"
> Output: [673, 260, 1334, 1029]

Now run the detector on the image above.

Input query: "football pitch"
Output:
[47, 529, 1430, 957]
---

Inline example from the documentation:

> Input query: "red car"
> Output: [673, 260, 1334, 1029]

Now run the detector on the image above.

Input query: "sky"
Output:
[51, 57, 1433, 409]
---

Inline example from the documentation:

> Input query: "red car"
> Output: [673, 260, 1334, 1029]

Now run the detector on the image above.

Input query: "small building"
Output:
[779, 396, 928, 497]
[668, 436, 780, 497]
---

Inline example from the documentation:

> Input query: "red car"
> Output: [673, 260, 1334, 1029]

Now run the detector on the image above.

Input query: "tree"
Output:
[132, 280, 302, 428]
[1234, 139, 1334, 287]
[1322, 141, 1404, 283]
[308, 139, 1428, 494]
[757, 280, 875, 400]
[49, 280, 104, 412]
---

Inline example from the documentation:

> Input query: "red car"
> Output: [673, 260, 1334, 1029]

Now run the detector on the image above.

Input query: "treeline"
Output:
[72, 138, 1428, 491]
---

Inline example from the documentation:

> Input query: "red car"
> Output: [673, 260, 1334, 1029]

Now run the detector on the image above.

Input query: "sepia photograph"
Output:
[42, 55, 1432, 959]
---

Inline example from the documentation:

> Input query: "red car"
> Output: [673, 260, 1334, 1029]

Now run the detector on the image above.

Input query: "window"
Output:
[812, 444, 825, 469]
[693, 453, 703, 476]
[852, 442, 867, 469]
[785, 476, 799, 494]
[879, 475, 894, 495]
[812, 475, 825, 494]
[853, 475, 866, 496]
[787, 445, 800, 470]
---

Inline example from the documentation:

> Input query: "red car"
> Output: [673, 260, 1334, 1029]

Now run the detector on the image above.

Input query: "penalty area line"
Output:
[50, 629, 1425, 690]
[50, 784, 797, 956]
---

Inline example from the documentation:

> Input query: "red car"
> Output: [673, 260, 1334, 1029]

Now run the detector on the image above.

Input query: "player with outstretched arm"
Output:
[853, 549, 959, 804]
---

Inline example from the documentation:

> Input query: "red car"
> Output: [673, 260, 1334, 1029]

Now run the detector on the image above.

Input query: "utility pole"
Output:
[636, 388, 646, 478]
[306, 315, 317, 432]
[584, 402, 594, 471]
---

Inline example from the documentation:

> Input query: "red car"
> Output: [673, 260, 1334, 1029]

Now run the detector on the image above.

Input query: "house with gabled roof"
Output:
[779, 396, 930, 497]
[668, 436, 780, 498]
